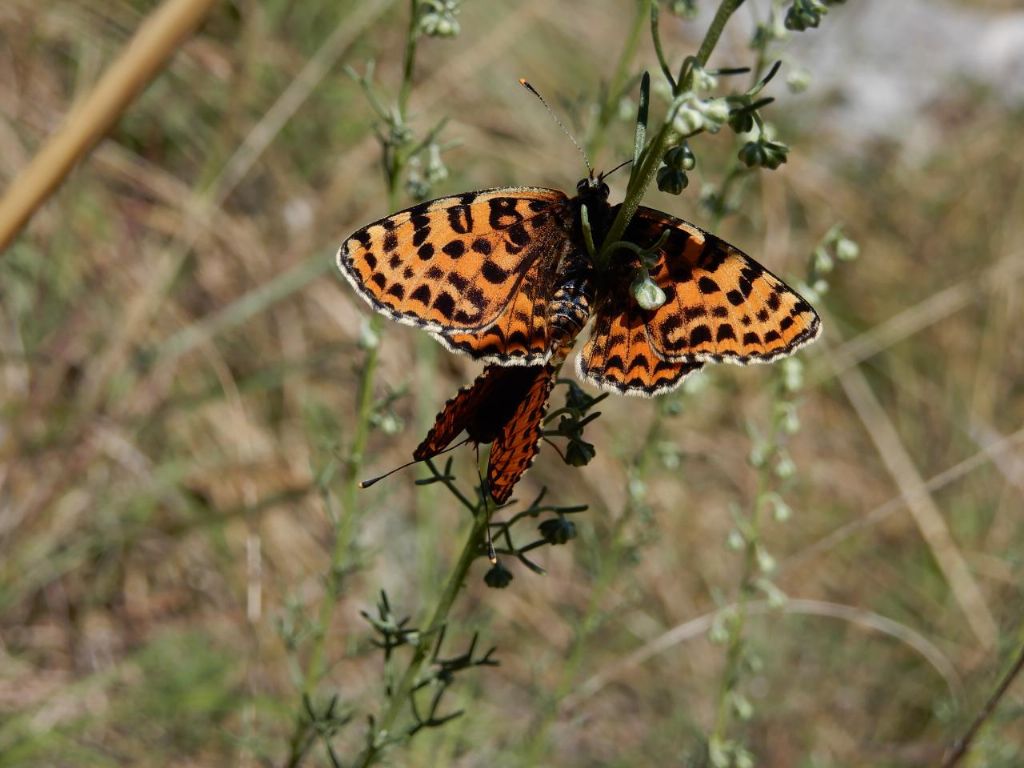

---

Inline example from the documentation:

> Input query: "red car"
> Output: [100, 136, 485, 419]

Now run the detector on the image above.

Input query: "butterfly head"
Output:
[576, 175, 610, 206]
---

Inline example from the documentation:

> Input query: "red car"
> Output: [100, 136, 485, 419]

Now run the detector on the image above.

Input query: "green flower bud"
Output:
[692, 64, 719, 93]
[813, 246, 834, 274]
[419, 0, 461, 37]
[699, 98, 730, 131]
[666, 0, 698, 19]
[359, 318, 380, 350]
[786, 66, 812, 93]
[774, 451, 796, 479]
[631, 270, 668, 309]
[565, 437, 596, 466]
[539, 516, 577, 545]
[656, 165, 688, 196]
[782, 358, 804, 392]
[732, 691, 754, 721]
[425, 143, 448, 184]
[484, 561, 513, 588]
[672, 103, 704, 135]
[836, 235, 860, 261]
[663, 144, 695, 171]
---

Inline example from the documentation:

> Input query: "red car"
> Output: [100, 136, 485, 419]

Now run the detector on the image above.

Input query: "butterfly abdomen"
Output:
[546, 248, 594, 355]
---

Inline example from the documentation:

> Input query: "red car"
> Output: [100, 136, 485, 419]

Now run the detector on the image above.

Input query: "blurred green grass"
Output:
[1, 0, 1023, 766]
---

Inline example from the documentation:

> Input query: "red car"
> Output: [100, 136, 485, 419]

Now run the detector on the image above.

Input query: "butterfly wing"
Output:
[575, 301, 703, 396]
[338, 187, 574, 364]
[413, 374, 487, 461]
[623, 207, 821, 364]
[413, 364, 548, 460]
[487, 365, 556, 503]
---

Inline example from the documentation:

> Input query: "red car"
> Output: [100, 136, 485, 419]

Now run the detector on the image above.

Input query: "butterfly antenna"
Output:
[360, 438, 470, 489]
[602, 157, 633, 180]
[519, 78, 593, 177]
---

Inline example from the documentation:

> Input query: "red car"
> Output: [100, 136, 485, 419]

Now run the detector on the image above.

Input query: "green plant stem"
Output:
[523, 413, 666, 763]
[710, 462, 767, 748]
[285, 5, 423, 764]
[597, 0, 745, 271]
[355, 495, 494, 768]
[587, 0, 647, 161]
[695, 0, 746, 72]
[398, 0, 419, 117]
[942, 639, 1024, 767]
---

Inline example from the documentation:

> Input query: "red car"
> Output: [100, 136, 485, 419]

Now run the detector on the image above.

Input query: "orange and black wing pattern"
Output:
[338, 187, 575, 365]
[413, 373, 489, 462]
[576, 301, 702, 397]
[623, 207, 821, 365]
[487, 365, 556, 503]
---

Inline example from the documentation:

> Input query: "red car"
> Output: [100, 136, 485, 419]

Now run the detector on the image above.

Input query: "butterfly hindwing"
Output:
[414, 364, 552, 462]
[338, 187, 574, 364]
[487, 365, 556, 503]
[622, 206, 821, 364]
[576, 300, 703, 397]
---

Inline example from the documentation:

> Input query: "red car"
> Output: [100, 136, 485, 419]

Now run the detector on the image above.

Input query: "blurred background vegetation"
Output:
[1, 0, 1023, 765]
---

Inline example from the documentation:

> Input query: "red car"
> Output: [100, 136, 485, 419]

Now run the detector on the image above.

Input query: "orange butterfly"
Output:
[338, 177, 820, 502]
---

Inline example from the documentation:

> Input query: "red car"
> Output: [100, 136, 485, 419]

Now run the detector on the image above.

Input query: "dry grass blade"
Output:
[562, 598, 963, 712]
[0, 0, 217, 252]
[780, 427, 1024, 574]
[826, 338, 998, 649]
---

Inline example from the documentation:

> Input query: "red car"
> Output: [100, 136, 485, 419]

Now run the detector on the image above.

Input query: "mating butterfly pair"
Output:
[338, 177, 820, 502]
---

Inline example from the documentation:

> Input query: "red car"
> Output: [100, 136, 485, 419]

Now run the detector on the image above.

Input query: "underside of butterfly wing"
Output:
[413, 364, 551, 461]
[487, 365, 557, 503]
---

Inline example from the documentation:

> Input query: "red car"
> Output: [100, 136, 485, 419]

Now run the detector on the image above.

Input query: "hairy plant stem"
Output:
[597, 0, 746, 272]
[522, 413, 667, 763]
[355, 477, 495, 768]
[711, 486, 763, 746]
[285, 4, 422, 764]
[942, 639, 1024, 767]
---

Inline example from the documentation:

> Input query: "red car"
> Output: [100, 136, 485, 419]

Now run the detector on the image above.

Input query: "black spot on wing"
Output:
[690, 325, 712, 346]
[442, 240, 465, 258]
[447, 204, 473, 234]
[488, 197, 523, 228]
[698, 277, 720, 294]
[411, 285, 431, 305]
[482, 261, 509, 284]
[433, 292, 455, 317]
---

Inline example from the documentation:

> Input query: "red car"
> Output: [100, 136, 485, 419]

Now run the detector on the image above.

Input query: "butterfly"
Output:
[338, 177, 820, 503]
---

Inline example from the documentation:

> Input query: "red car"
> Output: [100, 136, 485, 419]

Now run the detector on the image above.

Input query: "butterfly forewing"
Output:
[338, 187, 573, 362]
[432, 258, 563, 364]
[622, 207, 821, 364]
[487, 366, 556, 503]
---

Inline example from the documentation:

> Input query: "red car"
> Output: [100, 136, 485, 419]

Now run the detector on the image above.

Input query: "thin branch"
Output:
[942, 641, 1024, 767]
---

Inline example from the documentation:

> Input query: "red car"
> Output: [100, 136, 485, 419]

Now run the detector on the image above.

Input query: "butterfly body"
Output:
[338, 176, 821, 500]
